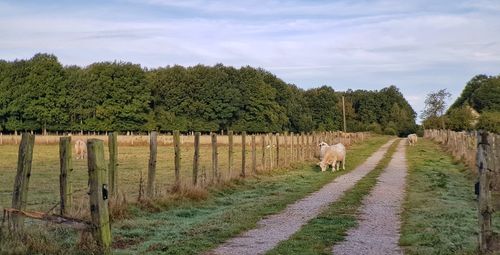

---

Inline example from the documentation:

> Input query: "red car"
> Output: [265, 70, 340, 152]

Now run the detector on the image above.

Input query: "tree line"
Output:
[0, 53, 417, 135]
[422, 74, 500, 133]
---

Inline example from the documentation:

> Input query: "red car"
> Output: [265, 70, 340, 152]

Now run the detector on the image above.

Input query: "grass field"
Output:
[0, 136, 389, 254]
[0, 142, 294, 213]
[400, 139, 500, 255]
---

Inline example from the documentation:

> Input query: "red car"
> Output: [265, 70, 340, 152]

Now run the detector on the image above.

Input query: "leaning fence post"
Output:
[87, 139, 112, 254]
[193, 132, 200, 186]
[108, 132, 118, 195]
[59, 136, 73, 215]
[173, 130, 181, 189]
[241, 131, 246, 177]
[211, 133, 219, 183]
[147, 131, 157, 198]
[11, 133, 35, 230]
[228, 131, 234, 178]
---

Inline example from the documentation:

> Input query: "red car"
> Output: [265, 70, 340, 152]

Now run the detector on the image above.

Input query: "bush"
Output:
[383, 127, 397, 136]
[446, 106, 476, 131]
[367, 122, 382, 134]
[477, 111, 500, 133]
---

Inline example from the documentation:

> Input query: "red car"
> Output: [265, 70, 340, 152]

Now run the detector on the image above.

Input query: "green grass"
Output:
[266, 139, 400, 255]
[0, 136, 390, 254]
[0, 143, 263, 213]
[399, 138, 500, 255]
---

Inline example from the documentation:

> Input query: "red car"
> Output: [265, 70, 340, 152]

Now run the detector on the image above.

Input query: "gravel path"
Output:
[209, 139, 396, 255]
[332, 139, 407, 255]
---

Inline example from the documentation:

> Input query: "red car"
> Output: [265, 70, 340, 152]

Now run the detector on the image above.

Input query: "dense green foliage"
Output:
[444, 74, 500, 133]
[0, 53, 416, 134]
[476, 111, 500, 133]
[449, 74, 500, 113]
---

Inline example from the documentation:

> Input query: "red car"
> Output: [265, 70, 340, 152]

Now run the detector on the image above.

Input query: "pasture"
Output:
[0, 133, 378, 254]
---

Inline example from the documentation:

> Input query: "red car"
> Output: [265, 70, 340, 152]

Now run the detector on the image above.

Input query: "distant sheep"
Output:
[407, 134, 418, 146]
[75, 139, 87, 159]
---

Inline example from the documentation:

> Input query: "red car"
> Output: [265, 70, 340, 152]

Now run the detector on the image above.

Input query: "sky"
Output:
[1, 0, 500, 122]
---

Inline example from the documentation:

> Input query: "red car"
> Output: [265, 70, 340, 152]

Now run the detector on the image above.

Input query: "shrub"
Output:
[383, 127, 397, 136]
[477, 111, 500, 133]
[367, 122, 382, 134]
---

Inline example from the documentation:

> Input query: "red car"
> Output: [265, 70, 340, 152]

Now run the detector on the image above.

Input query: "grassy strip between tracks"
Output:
[266, 139, 400, 255]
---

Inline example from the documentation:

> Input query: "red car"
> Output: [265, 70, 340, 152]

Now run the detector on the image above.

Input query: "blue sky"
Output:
[1, 0, 500, 122]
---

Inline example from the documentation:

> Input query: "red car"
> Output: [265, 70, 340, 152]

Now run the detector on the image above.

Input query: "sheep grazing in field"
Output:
[317, 142, 346, 172]
[75, 139, 87, 159]
[407, 134, 418, 146]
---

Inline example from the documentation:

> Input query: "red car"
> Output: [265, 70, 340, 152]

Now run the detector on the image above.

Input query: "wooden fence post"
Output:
[306, 133, 311, 160]
[146, 131, 157, 198]
[173, 130, 181, 189]
[211, 133, 219, 183]
[261, 135, 266, 171]
[276, 133, 280, 167]
[87, 139, 112, 254]
[252, 135, 256, 174]
[241, 132, 246, 177]
[228, 131, 234, 178]
[284, 132, 288, 166]
[290, 132, 294, 163]
[193, 132, 200, 186]
[269, 134, 274, 170]
[59, 136, 73, 215]
[477, 131, 497, 253]
[108, 132, 118, 195]
[11, 133, 35, 230]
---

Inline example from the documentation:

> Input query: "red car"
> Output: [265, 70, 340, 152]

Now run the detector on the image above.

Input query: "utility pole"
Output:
[342, 96, 347, 132]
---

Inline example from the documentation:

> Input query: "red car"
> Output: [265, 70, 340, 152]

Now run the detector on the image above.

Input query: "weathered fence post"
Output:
[261, 135, 266, 171]
[228, 131, 234, 178]
[269, 134, 274, 170]
[284, 132, 288, 166]
[87, 139, 112, 254]
[11, 133, 35, 230]
[290, 132, 295, 163]
[241, 132, 246, 177]
[276, 133, 280, 167]
[193, 132, 200, 186]
[477, 131, 498, 253]
[59, 136, 73, 215]
[211, 133, 219, 183]
[146, 131, 157, 198]
[252, 135, 257, 174]
[108, 132, 118, 195]
[173, 130, 181, 189]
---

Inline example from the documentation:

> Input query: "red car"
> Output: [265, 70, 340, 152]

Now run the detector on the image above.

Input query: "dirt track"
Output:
[209, 139, 396, 255]
[332, 139, 407, 255]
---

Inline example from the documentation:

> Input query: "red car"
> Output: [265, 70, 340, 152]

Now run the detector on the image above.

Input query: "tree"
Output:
[421, 89, 451, 129]
[446, 106, 476, 131]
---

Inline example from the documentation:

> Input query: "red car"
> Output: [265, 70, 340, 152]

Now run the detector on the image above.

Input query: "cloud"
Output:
[1, 0, 500, 120]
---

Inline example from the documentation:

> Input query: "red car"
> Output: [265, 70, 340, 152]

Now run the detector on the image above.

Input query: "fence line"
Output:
[2, 130, 369, 254]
